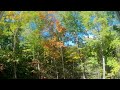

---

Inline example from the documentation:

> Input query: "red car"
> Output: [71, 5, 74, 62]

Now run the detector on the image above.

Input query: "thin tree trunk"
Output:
[75, 32, 86, 79]
[53, 58, 59, 79]
[72, 61, 74, 79]
[97, 69, 100, 79]
[61, 47, 65, 79]
[37, 62, 40, 79]
[13, 61, 17, 79]
[33, 45, 35, 60]
[13, 29, 17, 79]
[82, 63, 86, 79]
[102, 55, 105, 79]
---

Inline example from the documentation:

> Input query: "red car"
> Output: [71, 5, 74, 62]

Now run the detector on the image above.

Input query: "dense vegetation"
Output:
[0, 11, 120, 79]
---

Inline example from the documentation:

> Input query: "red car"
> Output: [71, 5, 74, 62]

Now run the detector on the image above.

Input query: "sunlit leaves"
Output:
[107, 57, 120, 76]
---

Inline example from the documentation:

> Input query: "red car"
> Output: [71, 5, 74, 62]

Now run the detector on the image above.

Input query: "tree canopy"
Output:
[0, 11, 120, 79]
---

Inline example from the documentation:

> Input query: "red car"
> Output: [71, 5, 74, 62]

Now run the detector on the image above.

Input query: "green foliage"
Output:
[0, 11, 120, 79]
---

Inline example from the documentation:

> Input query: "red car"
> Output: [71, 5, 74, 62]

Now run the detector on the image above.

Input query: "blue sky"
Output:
[3, 11, 120, 47]
[16, 11, 120, 46]
[27, 13, 120, 46]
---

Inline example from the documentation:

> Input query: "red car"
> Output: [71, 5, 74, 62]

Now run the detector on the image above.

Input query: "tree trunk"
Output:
[75, 32, 86, 79]
[13, 29, 17, 79]
[37, 63, 40, 79]
[53, 58, 59, 79]
[13, 61, 17, 79]
[97, 69, 100, 79]
[102, 55, 105, 79]
[72, 61, 74, 79]
[33, 45, 35, 60]
[82, 63, 86, 79]
[61, 47, 65, 79]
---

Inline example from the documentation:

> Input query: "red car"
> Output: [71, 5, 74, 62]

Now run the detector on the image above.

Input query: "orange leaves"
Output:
[57, 26, 66, 33]
[48, 11, 56, 14]
[56, 20, 60, 25]
[39, 12, 46, 19]
[44, 37, 64, 50]
[56, 42, 64, 48]
[50, 22, 54, 25]
[44, 40, 52, 49]
[56, 20, 66, 33]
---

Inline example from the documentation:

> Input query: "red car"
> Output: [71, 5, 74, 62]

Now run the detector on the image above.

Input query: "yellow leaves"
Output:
[51, 51, 60, 59]
[79, 54, 84, 58]
[107, 57, 120, 76]
[8, 11, 14, 16]
[14, 15, 20, 20]
[22, 49, 31, 52]
[111, 65, 120, 75]
[0, 22, 4, 26]
[5, 11, 22, 21]
[73, 55, 80, 60]
[7, 11, 15, 20]
[66, 59, 78, 63]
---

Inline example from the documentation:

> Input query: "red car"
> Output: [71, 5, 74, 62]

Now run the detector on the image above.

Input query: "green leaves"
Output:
[107, 57, 120, 76]
[1, 11, 120, 79]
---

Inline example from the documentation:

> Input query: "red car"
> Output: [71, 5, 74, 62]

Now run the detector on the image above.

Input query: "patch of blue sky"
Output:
[16, 11, 21, 14]
[29, 22, 37, 30]
[76, 20, 81, 26]
[65, 32, 75, 39]
[90, 16, 96, 22]
[77, 32, 84, 39]
[42, 31, 51, 37]
[5, 19, 15, 23]
[113, 19, 120, 25]
[64, 32, 70, 37]
[87, 30, 93, 35]
[107, 17, 113, 26]
[64, 41, 75, 46]
[96, 23, 101, 31]
[46, 14, 56, 22]
[53, 22, 57, 32]
[107, 18, 120, 26]
[19, 36, 24, 41]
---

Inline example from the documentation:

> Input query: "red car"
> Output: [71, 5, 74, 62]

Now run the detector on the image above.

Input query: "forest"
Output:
[0, 11, 120, 79]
